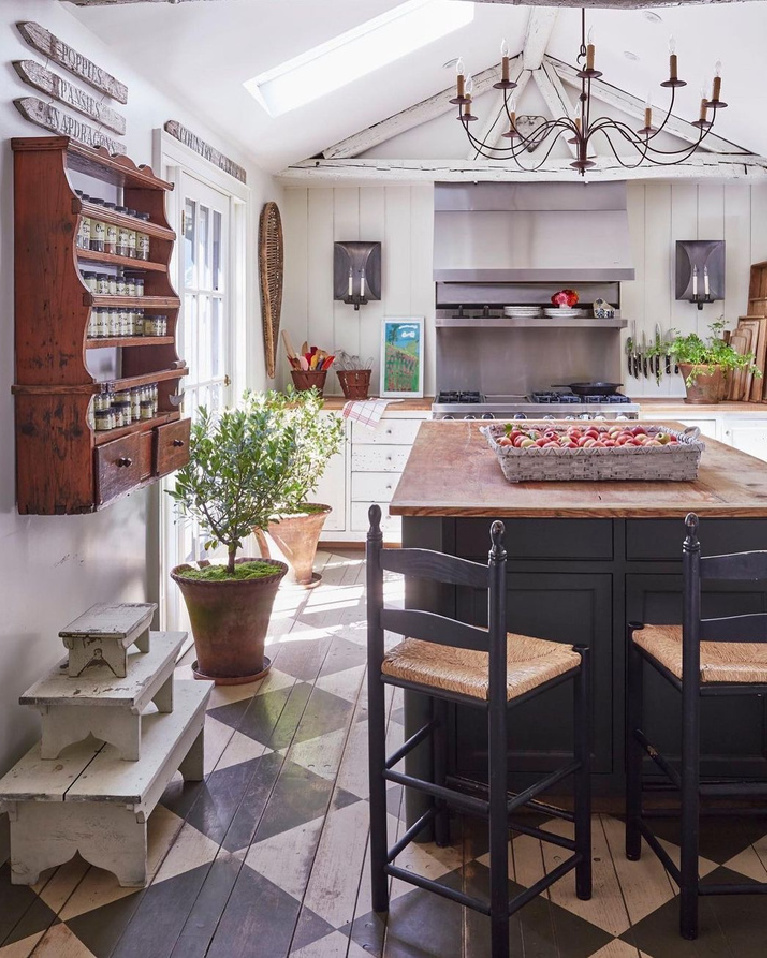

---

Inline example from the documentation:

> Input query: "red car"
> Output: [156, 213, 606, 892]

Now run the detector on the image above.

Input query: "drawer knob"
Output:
[116, 456, 133, 468]
[172, 439, 185, 447]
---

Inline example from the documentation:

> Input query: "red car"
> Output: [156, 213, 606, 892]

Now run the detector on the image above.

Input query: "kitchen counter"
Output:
[389, 420, 767, 518]
[319, 396, 435, 411]
[394, 419, 767, 817]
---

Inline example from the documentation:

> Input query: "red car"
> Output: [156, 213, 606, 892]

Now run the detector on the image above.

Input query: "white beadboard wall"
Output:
[280, 184, 436, 396]
[281, 180, 767, 399]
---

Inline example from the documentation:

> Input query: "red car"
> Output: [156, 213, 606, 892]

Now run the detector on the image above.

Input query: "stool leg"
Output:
[433, 697, 451, 848]
[488, 704, 510, 958]
[574, 647, 591, 901]
[680, 682, 700, 940]
[368, 671, 390, 914]
[625, 636, 643, 861]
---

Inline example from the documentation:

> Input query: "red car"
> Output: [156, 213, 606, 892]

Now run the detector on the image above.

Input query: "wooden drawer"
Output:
[351, 501, 401, 536]
[95, 434, 144, 505]
[351, 419, 423, 446]
[155, 418, 191, 477]
[351, 444, 412, 472]
[351, 471, 401, 503]
[455, 518, 614, 561]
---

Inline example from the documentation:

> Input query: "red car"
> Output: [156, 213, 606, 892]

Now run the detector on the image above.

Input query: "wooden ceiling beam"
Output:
[522, 7, 557, 72]
[68, 0, 755, 5]
[280, 154, 767, 183]
[322, 58, 519, 160]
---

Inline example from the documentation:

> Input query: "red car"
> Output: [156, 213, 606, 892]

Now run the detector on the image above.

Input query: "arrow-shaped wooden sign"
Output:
[13, 60, 127, 135]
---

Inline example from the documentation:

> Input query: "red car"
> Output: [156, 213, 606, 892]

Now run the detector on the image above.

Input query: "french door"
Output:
[162, 171, 236, 630]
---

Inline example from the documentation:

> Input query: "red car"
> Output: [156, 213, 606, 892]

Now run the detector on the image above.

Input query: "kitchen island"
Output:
[388, 419, 767, 813]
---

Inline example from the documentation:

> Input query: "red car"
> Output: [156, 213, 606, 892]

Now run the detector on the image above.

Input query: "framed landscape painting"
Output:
[380, 317, 424, 398]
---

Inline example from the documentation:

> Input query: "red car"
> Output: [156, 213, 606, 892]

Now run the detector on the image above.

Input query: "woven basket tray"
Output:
[481, 423, 704, 483]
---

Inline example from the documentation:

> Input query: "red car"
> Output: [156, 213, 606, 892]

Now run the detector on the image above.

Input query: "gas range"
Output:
[432, 390, 640, 420]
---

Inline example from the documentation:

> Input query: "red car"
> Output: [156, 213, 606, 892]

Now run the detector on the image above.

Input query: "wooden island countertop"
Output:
[389, 420, 767, 519]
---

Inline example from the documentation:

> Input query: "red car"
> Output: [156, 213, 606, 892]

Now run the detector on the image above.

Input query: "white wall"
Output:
[0, 0, 277, 857]
[280, 184, 435, 397]
[282, 179, 767, 399]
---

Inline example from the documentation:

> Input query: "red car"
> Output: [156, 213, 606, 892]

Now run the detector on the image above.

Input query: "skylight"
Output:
[245, 0, 475, 117]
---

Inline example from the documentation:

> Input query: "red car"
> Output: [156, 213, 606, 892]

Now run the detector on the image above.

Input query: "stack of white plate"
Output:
[504, 306, 543, 317]
[543, 307, 587, 318]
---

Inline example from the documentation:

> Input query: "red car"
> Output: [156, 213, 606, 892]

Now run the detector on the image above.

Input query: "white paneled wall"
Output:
[281, 184, 435, 396]
[282, 180, 767, 399]
[622, 181, 767, 396]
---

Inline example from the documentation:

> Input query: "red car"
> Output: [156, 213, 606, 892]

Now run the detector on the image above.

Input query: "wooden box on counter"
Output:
[12, 136, 190, 514]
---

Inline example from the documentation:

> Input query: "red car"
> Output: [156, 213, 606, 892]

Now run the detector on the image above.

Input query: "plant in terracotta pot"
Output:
[649, 321, 760, 404]
[168, 404, 299, 684]
[248, 387, 344, 588]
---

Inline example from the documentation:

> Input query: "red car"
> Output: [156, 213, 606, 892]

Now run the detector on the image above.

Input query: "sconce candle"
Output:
[586, 27, 596, 71]
[500, 38, 510, 82]
[348, 267, 353, 297]
[704, 265, 710, 296]
[669, 35, 678, 81]
[360, 269, 366, 299]
[712, 61, 722, 102]
[692, 265, 698, 298]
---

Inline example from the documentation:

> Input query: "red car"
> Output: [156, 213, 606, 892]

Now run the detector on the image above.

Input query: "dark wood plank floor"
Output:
[3, 551, 767, 958]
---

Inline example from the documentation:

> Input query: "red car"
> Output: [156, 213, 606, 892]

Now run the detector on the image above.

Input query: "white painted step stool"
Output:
[20, 632, 187, 761]
[0, 681, 211, 887]
[59, 603, 156, 678]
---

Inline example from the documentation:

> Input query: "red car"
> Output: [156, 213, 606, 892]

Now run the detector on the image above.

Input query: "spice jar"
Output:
[127, 210, 139, 259]
[125, 273, 145, 297]
[116, 271, 128, 297]
[87, 311, 97, 339]
[75, 192, 90, 250]
[89, 199, 106, 252]
[96, 273, 109, 295]
[94, 410, 113, 431]
[136, 213, 151, 261]
[107, 273, 118, 296]
[131, 388, 142, 422]
[151, 383, 159, 416]
[103, 202, 118, 254]
[140, 397, 154, 421]
[82, 271, 98, 293]
[116, 207, 132, 257]
[114, 392, 132, 427]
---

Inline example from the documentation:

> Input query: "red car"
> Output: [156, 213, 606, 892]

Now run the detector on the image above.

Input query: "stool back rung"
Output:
[699, 612, 767, 643]
[380, 608, 489, 652]
[701, 550, 767, 581]
[384, 768, 489, 815]
[380, 548, 489, 589]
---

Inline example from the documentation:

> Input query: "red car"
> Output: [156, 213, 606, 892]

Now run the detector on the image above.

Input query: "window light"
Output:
[245, 0, 475, 117]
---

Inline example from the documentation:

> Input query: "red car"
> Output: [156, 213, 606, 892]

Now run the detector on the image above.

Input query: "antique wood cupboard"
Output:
[12, 136, 190, 514]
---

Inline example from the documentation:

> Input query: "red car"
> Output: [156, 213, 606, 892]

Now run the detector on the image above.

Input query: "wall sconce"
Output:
[334, 241, 381, 311]
[675, 239, 725, 310]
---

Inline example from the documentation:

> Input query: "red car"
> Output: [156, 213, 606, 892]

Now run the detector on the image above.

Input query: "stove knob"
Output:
[579, 413, 592, 420]
[464, 414, 477, 420]
[616, 414, 630, 420]
[442, 414, 455, 420]
[481, 412, 495, 419]
[512, 413, 528, 420]
[543, 415, 555, 420]
[594, 415, 606, 421]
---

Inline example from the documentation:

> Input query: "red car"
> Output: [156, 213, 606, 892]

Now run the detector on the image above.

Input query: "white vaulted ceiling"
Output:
[68, 0, 767, 173]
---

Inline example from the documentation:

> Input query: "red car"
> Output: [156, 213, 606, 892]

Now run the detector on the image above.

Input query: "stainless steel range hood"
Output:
[433, 182, 635, 284]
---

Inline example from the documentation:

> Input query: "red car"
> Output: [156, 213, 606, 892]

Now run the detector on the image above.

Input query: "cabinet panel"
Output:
[155, 418, 191, 477]
[350, 502, 401, 538]
[721, 418, 767, 462]
[351, 419, 423, 446]
[456, 518, 613, 561]
[351, 471, 400, 503]
[678, 418, 719, 441]
[627, 573, 767, 778]
[454, 573, 613, 777]
[95, 434, 144, 505]
[351, 444, 412, 472]
[313, 441, 347, 532]
[626, 517, 767, 562]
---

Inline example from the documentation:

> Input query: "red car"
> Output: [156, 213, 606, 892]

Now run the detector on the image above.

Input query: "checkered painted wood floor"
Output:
[3, 551, 767, 957]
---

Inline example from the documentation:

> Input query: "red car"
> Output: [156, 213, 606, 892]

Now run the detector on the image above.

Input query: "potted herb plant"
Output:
[249, 387, 345, 587]
[651, 321, 760, 404]
[168, 404, 299, 684]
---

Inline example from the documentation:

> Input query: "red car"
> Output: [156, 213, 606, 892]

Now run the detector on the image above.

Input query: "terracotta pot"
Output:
[291, 369, 327, 395]
[256, 504, 331, 587]
[171, 557, 288, 683]
[337, 369, 371, 400]
[678, 364, 723, 404]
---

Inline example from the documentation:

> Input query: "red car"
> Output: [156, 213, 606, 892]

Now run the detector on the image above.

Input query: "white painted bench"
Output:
[0, 681, 211, 887]
[20, 632, 187, 761]
[59, 602, 157, 678]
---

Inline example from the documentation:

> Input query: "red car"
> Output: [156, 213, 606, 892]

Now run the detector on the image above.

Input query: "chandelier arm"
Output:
[599, 126, 709, 169]
[510, 127, 573, 173]
[646, 85, 676, 142]
[590, 116, 706, 158]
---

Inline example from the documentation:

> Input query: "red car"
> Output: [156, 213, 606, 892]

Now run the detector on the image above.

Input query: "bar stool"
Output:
[626, 512, 767, 940]
[366, 504, 592, 958]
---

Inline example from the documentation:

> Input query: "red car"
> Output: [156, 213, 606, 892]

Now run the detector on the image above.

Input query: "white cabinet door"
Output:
[309, 418, 347, 531]
[721, 419, 767, 462]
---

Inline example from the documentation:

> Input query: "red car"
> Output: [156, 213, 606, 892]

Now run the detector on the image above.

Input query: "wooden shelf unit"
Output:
[12, 135, 190, 515]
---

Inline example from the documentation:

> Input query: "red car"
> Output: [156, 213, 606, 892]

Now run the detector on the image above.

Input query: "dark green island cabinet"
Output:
[388, 420, 767, 811]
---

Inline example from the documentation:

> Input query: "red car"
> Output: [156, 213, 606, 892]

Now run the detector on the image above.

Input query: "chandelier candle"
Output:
[451, 10, 727, 175]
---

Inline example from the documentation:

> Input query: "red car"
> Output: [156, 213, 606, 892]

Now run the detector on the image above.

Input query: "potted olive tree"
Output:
[169, 404, 299, 684]
[652, 321, 760, 403]
[249, 388, 344, 587]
